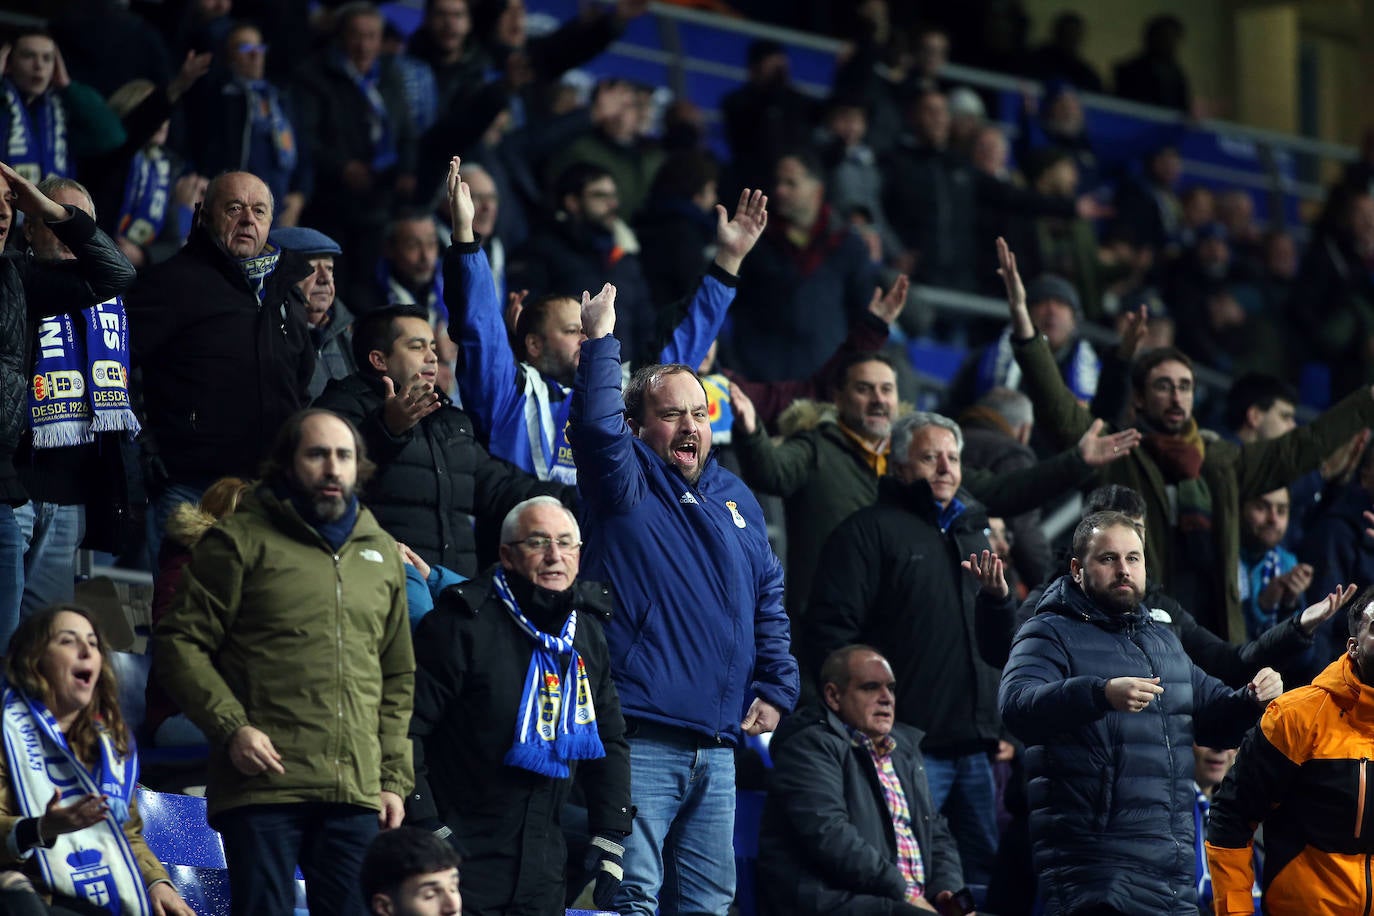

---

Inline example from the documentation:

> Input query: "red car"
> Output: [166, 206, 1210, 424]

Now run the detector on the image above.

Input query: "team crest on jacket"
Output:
[725, 500, 747, 529]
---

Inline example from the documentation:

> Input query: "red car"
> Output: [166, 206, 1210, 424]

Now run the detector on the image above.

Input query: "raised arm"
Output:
[443, 156, 520, 440]
[10, 162, 135, 314]
[731, 277, 903, 429]
[728, 384, 821, 498]
[567, 284, 646, 513]
[996, 237, 1100, 449]
[656, 188, 767, 368]
[1234, 385, 1374, 499]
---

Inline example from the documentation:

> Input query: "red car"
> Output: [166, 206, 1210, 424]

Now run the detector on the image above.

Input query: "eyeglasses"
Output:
[1148, 378, 1193, 395]
[506, 535, 582, 554]
[235, 42, 269, 54]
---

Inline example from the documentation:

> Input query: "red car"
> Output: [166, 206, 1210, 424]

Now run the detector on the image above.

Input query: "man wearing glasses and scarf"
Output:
[406, 495, 632, 914]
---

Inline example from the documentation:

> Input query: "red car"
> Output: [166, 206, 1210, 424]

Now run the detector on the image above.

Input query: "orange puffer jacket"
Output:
[1206, 655, 1374, 915]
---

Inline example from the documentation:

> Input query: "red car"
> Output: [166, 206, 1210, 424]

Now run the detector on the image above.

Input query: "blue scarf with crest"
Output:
[495, 569, 603, 778]
[2, 79, 67, 181]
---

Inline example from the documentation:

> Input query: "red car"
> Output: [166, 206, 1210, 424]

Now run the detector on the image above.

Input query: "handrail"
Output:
[603, 0, 1358, 167]
[910, 284, 1235, 393]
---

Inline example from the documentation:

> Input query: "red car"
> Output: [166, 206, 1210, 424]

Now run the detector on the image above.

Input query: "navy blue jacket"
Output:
[568, 334, 799, 741]
[999, 576, 1258, 915]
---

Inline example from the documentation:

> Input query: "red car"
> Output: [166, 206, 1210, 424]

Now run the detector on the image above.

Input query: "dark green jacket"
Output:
[154, 487, 414, 819]
[1013, 332, 1374, 643]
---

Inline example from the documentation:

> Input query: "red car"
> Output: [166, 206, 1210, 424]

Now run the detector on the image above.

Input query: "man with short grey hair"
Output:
[958, 386, 1053, 586]
[406, 493, 632, 914]
[806, 408, 1139, 885]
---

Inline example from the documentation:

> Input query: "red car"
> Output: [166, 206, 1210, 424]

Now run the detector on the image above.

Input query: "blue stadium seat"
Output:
[137, 787, 308, 915]
[109, 651, 208, 769]
[733, 789, 767, 916]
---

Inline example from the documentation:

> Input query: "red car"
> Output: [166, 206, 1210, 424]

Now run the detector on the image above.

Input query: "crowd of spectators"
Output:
[5, 0, 1374, 913]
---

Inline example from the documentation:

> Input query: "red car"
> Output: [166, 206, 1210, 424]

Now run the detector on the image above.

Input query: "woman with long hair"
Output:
[0, 605, 192, 915]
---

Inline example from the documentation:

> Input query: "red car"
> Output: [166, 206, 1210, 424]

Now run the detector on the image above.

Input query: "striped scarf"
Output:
[2, 79, 67, 181]
[495, 569, 603, 778]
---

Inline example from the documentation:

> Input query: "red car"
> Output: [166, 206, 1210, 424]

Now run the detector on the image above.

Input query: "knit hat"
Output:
[1025, 274, 1082, 317]
[268, 227, 341, 257]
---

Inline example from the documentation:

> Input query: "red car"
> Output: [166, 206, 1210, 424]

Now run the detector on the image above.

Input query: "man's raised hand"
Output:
[581, 283, 617, 340]
[995, 236, 1035, 339]
[1077, 418, 1142, 467]
[0, 162, 67, 222]
[447, 156, 475, 243]
[713, 188, 768, 276]
[1298, 583, 1358, 636]
[867, 274, 910, 325]
[962, 550, 1009, 600]
[729, 382, 757, 435]
[382, 372, 442, 436]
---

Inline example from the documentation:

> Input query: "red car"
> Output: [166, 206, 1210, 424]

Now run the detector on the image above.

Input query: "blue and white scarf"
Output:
[239, 245, 281, 306]
[1, 683, 148, 914]
[28, 297, 140, 449]
[976, 327, 1098, 403]
[343, 56, 397, 172]
[115, 149, 171, 247]
[1, 79, 67, 181]
[518, 365, 576, 484]
[381, 260, 448, 324]
[495, 569, 603, 778]
[241, 80, 298, 172]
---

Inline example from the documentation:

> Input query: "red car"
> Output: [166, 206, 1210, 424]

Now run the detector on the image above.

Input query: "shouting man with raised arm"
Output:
[444, 156, 767, 483]
[568, 282, 799, 915]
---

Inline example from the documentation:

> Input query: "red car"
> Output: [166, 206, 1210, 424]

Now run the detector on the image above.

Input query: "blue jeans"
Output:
[145, 482, 207, 569]
[216, 802, 377, 916]
[14, 501, 85, 619]
[0, 505, 24, 649]
[924, 750, 999, 886]
[615, 724, 737, 916]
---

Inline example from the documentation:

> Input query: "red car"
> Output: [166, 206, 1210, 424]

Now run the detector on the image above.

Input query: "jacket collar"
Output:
[243, 484, 381, 551]
[876, 475, 980, 528]
[1312, 655, 1374, 729]
[1034, 574, 1149, 630]
[447, 567, 614, 622]
[184, 222, 312, 290]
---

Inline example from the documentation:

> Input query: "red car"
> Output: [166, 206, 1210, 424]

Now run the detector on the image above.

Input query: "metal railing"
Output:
[575, 0, 1356, 210]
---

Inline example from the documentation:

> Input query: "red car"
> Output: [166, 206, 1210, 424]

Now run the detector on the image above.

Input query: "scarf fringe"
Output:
[503, 741, 569, 779]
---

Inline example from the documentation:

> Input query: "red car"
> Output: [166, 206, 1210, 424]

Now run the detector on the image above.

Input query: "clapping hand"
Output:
[382, 372, 442, 436]
[962, 550, 1008, 600]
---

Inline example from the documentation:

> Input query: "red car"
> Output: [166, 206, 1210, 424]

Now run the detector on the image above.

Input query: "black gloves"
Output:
[574, 833, 625, 910]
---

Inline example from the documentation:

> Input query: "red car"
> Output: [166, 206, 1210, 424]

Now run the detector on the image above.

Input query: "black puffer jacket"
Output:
[313, 372, 571, 575]
[758, 705, 964, 916]
[0, 206, 134, 504]
[126, 223, 314, 484]
[999, 576, 1258, 915]
[805, 476, 1013, 756]
[406, 569, 631, 914]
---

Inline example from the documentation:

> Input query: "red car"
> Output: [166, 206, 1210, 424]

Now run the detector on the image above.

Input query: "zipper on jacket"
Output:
[1358, 758, 1369, 839]
[334, 554, 345, 792]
